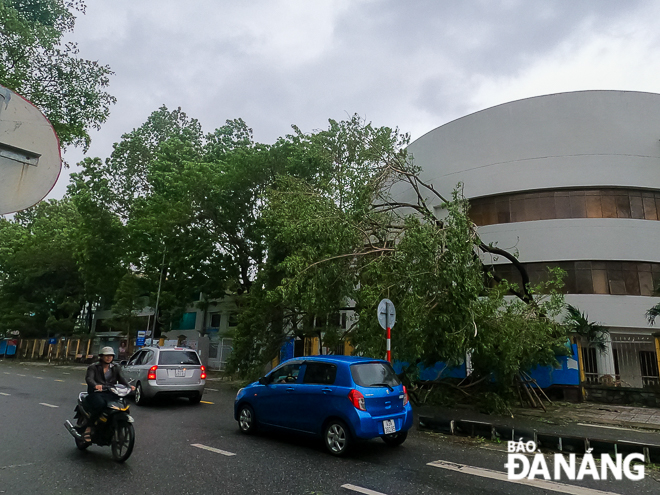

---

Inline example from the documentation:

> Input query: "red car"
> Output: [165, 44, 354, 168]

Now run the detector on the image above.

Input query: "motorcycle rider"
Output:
[83, 346, 134, 442]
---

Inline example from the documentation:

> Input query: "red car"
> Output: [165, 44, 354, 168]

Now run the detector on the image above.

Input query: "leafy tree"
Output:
[228, 115, 569, 401]
[0, 0, 115, 149]
[0, 199, 85, 337]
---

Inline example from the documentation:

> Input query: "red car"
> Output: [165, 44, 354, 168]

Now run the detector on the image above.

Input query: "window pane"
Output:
[615, 194, 631, 218]
[643, 197, 658, 220]
[569, 194, 586, 218]
[585, 195, 603, 218]
[303, 363, 337, 385]
[630, 195, 645, 219]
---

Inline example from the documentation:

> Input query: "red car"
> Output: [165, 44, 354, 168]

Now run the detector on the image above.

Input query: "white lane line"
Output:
[39, 403, 59, 408]
[205, 388, 218, 392]
[427, 460, 621, 495]
[3, 372, 10, 374]
[17, 374, 25, 376]
[0, 392, 10, 396]
[576, 423, 641, 432]
[341, 484, 389, 495]
[54, 379, 65, 382]
[62, 372, 70, 375]
[0, 463, 34, 470]
[35, 377, 43, 379]
[191, 443, 236, 457]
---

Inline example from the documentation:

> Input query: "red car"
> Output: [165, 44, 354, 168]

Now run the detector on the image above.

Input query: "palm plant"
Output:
[564, 304, 609, 352]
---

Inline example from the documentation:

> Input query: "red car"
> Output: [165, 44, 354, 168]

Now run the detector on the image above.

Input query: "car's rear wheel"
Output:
[382, 430, 407, 447]
[134, 382, 147, 406]
[238, 404, 256, 434]
[324, 419, 351, 456]
[189, 393, 202, 405]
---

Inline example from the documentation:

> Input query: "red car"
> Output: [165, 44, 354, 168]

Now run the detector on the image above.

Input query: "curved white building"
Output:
[404, 90, 660, 389]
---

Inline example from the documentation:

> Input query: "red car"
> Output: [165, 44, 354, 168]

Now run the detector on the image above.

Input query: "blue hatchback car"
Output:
[234, 355, 413, 455]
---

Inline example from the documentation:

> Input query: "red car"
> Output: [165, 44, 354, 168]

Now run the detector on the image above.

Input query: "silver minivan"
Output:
[121, 346, 206, 405]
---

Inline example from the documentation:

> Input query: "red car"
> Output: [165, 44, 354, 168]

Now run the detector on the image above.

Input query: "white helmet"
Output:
[99, 346, 115, 356]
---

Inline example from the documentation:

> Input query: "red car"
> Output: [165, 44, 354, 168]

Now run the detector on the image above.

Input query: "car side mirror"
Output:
[258, 376, 268, 386]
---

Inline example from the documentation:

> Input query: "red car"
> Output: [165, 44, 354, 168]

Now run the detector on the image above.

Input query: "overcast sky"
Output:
[50, 0, 660, 199]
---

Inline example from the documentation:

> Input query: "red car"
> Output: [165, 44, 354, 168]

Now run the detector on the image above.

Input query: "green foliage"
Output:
[0, 0, 115, 149]
[228, 114, 569, 403]
[0, 199, 85, 336]
[564, 303, 609, 351]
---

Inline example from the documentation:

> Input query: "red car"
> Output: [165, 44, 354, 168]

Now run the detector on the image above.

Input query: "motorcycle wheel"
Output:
[111, 422, 135, 463]
[75, 416, 90, 451]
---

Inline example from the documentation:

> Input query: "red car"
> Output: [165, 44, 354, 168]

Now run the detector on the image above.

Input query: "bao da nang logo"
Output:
[505, 440, 645, 481]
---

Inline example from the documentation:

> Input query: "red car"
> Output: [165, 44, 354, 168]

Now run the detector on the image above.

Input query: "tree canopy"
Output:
[0, 0, 115, 149]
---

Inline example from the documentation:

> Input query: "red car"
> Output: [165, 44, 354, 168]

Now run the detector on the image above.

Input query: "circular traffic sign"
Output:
[0, 85, 61, 215]
[377, 298, 396, 330]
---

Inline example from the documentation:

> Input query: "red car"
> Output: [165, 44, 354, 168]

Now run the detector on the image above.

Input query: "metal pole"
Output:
[386, 302, 391, 362]
[152, 246, 167, 337]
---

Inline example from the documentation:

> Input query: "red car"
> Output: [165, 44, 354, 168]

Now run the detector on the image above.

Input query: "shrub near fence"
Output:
[13, 338, 97, 363]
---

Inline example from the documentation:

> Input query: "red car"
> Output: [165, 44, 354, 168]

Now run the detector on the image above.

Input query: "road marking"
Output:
[80, 383, 86, 386]
[3, 372, 10, 374]
[205, 388, 218, 392]
[0, 463, 33, 470]
[191, 443, 235, 456]
[341, 484, 389, 495]
[35, 377, 43, 379]
[576, 423, 641, 432]
[17, 374, 25, 376]
[200, 400, 214, 404]
[0, 392, 10, 396]
[62, 372, 70, 375]
[39, 403, 59, 408]
[54, 379, 64, 382]
[427, 460, 621, 495]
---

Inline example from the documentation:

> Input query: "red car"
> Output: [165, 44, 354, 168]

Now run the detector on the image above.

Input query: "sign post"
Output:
[377, 299, 396, 362]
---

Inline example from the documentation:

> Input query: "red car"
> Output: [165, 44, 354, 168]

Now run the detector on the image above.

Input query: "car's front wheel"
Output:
[382, 430, 407, 447]
[237, 404, 256, 434]
[324, 419, 351, 456]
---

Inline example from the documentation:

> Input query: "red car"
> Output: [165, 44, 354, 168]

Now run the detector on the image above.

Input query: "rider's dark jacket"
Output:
[85, 362, 129, 394]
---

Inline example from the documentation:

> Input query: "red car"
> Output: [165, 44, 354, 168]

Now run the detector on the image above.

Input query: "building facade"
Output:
[402, 90, 660, 390]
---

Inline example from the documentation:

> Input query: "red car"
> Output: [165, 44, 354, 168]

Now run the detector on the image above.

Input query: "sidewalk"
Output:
[415, 400, 660, 462]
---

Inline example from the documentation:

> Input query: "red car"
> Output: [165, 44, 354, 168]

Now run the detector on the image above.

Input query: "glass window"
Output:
[351, 362, 401, 388]
[303, 362, 337, 385]
[127, 351, 143, 366]
[469, 187, 660, 225]
[491, 261, 660, 296]
[269, 362, 302, 384]
[210, 313, 221, 328]
[158, 350, 201, 365]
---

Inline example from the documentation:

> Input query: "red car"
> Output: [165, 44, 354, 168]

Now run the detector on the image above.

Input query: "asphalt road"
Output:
[1, 360, 659, 495]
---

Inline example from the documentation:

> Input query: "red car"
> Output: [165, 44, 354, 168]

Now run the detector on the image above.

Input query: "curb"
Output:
[419, 415, 660, 464]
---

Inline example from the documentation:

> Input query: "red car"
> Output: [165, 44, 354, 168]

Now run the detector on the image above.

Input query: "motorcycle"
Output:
[64, 384, 135, 463]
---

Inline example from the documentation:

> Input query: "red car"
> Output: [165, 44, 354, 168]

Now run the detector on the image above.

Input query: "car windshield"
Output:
[158, 350, 200, 365]
[350, 362, 401, 388]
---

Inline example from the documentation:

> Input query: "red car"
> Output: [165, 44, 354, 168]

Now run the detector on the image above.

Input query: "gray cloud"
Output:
[51, 0, 657, 199]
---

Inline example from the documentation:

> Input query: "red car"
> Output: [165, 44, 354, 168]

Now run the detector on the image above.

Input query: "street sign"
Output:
[0, 85, 62, 215]
[378, 299, 396, 363]
[377, 298, 396, 330]
[48, 338, 57, 345]
[136, 330, 146, 347]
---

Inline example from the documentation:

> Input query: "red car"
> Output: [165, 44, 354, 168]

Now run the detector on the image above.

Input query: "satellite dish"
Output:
[0, 84, 61, 215]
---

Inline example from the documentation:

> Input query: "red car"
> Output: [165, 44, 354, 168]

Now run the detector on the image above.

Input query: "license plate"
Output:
[175, 369, 186, 377]
[383, 419, 396, 434]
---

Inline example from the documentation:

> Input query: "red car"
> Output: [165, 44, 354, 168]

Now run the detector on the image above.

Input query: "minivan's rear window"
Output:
[158, 350, 201, 365]
[350, 362, 401, 388]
